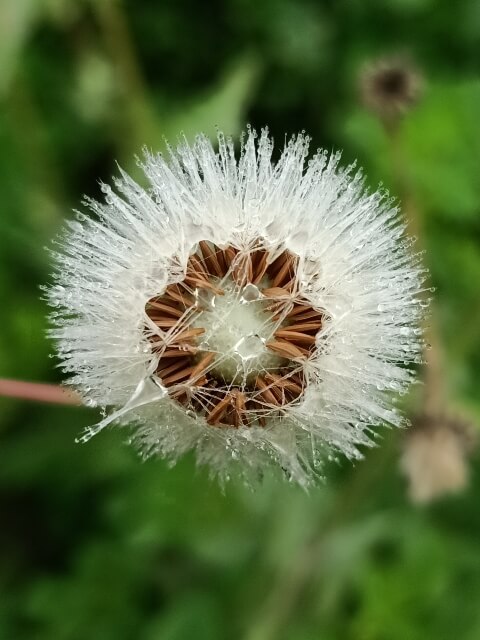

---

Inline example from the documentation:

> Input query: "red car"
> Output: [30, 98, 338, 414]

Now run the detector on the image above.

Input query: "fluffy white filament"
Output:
[46, 129, 426, 487]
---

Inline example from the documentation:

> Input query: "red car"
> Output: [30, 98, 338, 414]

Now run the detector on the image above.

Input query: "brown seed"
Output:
[170, 375, 209, 399]
[206, 393, 233, 425]
[265, 372, 303, 395]
[266, 340, 307, 359]
[193, 376, 208, 388]
[187, 254, 210, 279]
[262, 287, 291, 299]
[161, 365, 195, 386]
[184, 274, 224, 295]
[222, 404, 238, 427]
[248, 399, 267, 427]
[151, 318, 181, 328]
[215, 247, 228, 274]
[268, 251, 289, 276]
[289, 372, 306, 386]
[287, 308, 323, 322]
[268, 382, 285, 403]
[255, 376, 280, 406]
[157, 358, 191, 380]
[164, 285, 194, 307]
[286, 304, 311, 318]
[168, 343, 199, 354]
[189, 352, 215, 381]
[172, 327, 205, 343]
[170, 388, 187, 402]
[157, 348, 194, 359]
[266, 301, 289, 315]
[252, 250, 269, 284]
[232, 253, 253, 285]
[223, 247, 238, 267]
[147, 300, 184, 317]
[272, 255, 297, 288]
[282, 321, 322, 333]
[234, 390, 247, 426]
[199, 241, 225, 276]
[274, 330, 316, 345]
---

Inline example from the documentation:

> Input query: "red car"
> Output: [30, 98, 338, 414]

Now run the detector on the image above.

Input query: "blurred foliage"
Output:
[1, 0, 479, 639]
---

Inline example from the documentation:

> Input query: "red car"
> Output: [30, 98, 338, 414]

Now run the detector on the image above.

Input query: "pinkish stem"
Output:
[0, 378, 82, 406]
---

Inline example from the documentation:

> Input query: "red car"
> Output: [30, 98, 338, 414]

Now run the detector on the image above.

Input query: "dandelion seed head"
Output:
[46, 129, 426, 487]
[360, 56, 424, 124]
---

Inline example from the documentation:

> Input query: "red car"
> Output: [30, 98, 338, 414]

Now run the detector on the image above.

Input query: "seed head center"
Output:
[196, 283, 283, 384]
[145, 242, 324, 427]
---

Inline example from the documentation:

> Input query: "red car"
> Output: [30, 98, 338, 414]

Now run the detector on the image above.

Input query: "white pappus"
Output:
[46, 129, 426, 487]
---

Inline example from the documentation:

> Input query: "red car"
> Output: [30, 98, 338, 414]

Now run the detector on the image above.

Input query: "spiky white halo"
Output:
[47, 129, 426, 487]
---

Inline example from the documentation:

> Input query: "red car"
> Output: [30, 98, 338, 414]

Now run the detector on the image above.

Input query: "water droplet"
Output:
[240, 283, 261, 302]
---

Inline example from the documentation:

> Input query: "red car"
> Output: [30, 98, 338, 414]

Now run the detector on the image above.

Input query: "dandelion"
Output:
[47, 129, 425, 487]
[359, 56, 424, 125]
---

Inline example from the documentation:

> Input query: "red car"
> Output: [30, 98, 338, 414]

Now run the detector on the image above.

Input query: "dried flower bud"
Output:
[359, 56, 424, 125]
[400, 412, 477, 504]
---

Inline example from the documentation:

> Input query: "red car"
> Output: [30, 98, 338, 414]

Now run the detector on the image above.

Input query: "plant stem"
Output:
[387, 120, 446, 416]
[0, 379, 81, 406]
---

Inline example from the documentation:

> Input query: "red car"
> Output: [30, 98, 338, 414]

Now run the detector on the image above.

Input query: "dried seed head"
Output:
[359, 56, 424, 124]
[47, 129, 426, 487]
[400, 412, 477, 504]
[145, 243, 324, 428]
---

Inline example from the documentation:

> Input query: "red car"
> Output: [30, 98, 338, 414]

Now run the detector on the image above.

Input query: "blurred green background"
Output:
[1, 1, 480, 638]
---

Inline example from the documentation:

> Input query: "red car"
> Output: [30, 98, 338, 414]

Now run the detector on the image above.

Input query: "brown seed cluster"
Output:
[145, 241, 325, 428]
